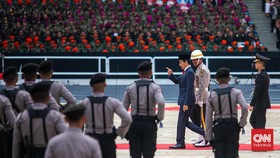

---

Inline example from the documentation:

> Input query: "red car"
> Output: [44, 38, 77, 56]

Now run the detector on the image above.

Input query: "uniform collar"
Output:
[67, 127, 83, 133]
[218, 84, 229, 89]
[92, 92, 105, 97]
[197, 63, 204, 70]
[184, 65, 191, 71]
[258, 68, 265, 74]
[41, 79, 51, 81]
[31, 103, 48, 109]
[24, 81, 36, 85]
[138, 78, 152, 81]
[4, 85, 18, 90]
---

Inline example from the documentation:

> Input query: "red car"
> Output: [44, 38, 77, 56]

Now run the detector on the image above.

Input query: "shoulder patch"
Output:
[199, 69, 205, 77]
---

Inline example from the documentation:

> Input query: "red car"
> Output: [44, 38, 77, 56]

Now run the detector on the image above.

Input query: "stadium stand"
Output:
[0, 0, 270, 53]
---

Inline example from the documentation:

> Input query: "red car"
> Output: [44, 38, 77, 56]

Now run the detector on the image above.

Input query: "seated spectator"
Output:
[0, 0, 266, 53]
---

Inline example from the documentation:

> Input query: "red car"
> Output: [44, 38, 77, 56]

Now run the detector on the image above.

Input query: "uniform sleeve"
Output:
[24, 92, 33, 108]
[16, 91, 33, 111]
[91, 140, 102, 158]
[44, 140, 55, 158]
[52, 111, 67, 133]
[250, 75, 264, 106]
[197, 69, 209, 102]
[236, 89, 248, 127]
[205, 93, 214, 141]
[58, 83, 77, 105]
[114, 99, 132, 138]
[12, 114, 23, 158]
[168, 73, 180, 84]
[154, 85, 165, 120]
[122, 87, 131, 110]
[3, 97, 16, 127]
[47, 94, 60, 111]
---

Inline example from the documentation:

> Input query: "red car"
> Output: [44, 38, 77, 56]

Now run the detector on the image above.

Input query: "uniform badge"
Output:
[199, 69, 205, 77]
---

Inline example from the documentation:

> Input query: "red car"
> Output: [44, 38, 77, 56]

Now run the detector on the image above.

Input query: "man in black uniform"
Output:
[123, 61, 165, 158]
[205, 67, 248, 158]
[249, 53, 271, 129]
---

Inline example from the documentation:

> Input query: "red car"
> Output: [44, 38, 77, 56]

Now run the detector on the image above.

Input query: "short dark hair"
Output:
[30, 82, 50, 102]
[137, 61, 152, 72]
[38, 60, 53, 74]
[3, 67, 18, 82]
[63, 104, 86, 122]
[22, 63, 38, 75]
[216, 67, 230, 79]
[89, 73, 106, 86]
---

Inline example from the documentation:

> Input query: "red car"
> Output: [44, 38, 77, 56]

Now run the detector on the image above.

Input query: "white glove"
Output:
[198, 101, 203, 107]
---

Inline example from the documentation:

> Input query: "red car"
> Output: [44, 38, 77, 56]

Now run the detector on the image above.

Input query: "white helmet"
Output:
[190, 50, 204, 60]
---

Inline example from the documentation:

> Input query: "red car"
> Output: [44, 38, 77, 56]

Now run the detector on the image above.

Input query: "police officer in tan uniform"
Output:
[205, 67, 248, 158]
[38, 60, 77, 109]
[82, 73, 131, 158]
[0, 95, 16, 158]
[0, 95, 16, 127]
[12, 82, 67, 158]
[123, 61, 165, 158]
[19, 63, 39, 93]
[190, 50, 211, 147]
[19, 63, 60, 111]
[45, 104, 102, 158]
[1, 67, 33, 116]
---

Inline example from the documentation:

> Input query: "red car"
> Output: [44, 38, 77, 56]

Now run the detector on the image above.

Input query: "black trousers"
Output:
[213, 121, 240, 158]
[129, 118, 157, 158]
[190, 104, 206, 128]
[87, 133, 116, 158]
[250, 109, 267, 129]
[0, 128, 13, 158]
[271, 19, 276, 32]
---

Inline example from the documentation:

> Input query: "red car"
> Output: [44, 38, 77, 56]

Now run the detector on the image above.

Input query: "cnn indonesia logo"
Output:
[251, 129, 274, 151]
[253, 134, 272, 147]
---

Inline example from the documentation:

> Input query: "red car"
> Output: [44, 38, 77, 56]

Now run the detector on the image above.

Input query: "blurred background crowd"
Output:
[265, 0, 280, 44]
[0, 0, 279, 53]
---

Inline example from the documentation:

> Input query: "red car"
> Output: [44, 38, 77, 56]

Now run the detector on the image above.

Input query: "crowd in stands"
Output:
[265, 0, 280, 42]
[0, 0, 267, 53]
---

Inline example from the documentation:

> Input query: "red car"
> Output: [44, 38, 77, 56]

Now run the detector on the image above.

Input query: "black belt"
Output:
[86, 133, 114, 139]
[213, 118, 237, 124]
[132, 115, 156, 120]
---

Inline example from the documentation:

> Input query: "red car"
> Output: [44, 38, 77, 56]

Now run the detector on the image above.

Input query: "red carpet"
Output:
[127, 105, 280, 111]
[162, 105, 280, 111]
[116, 143, 280, 151]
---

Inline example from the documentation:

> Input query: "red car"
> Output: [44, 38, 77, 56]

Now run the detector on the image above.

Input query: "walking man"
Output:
[123, 61, 165, 158]
[190, 50, 211, 147]
[167, 54, 205, 149]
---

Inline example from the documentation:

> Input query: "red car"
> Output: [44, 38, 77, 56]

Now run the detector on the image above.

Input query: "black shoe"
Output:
[169, 144, 186, 149]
